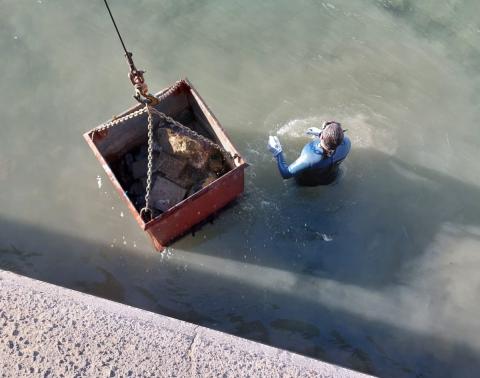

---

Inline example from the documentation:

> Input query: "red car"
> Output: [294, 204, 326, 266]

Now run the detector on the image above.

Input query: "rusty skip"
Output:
[84, 79, 247, 251]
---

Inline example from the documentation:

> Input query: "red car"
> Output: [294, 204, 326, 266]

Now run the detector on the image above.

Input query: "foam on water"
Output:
[277, 116, 325, 138]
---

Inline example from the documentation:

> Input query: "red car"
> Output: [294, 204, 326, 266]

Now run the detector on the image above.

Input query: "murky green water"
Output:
[2, 1, 480, 376]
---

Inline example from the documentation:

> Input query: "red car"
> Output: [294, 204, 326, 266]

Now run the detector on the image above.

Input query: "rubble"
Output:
[173, 165, 207, 188]
[156, 151, 188, 181]
[124, 153, 134, 166]
[157, 128, 217, 169]
[111, 123, 230, 217]
[129, 182, 144, 196]
[150, 176, 187, 212]
[131, 159, 148, 179]
[187, 173, 218, 197]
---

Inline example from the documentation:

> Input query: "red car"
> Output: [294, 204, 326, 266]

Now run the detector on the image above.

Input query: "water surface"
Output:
[1, 1, 480, 376]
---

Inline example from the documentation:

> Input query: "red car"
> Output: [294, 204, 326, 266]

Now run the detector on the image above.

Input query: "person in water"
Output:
[267, 121, 351, 185]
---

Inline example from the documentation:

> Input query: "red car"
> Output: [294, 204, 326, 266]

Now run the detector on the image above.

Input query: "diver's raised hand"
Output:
[268, 135, 283, 157]
[306, 127, 322, 137]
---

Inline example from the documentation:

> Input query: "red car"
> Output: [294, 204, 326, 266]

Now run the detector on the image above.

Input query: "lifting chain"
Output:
[93, 80, 184, 134]
[139, 104, 154, 221]
[148, 105, 232, 159]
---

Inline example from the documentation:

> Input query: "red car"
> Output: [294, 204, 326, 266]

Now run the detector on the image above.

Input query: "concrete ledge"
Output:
[0, 270, 370, 377]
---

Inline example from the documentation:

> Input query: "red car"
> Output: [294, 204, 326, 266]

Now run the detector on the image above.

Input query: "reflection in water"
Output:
[75, 267, 126, 303]
[271, 319, 320, 339]
[329, 330, 374, 375]
[1, 0, 480, 377]
[0, 245, 41, 275]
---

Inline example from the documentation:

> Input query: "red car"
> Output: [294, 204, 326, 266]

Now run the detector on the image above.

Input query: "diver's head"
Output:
[320, 121, 344, 156]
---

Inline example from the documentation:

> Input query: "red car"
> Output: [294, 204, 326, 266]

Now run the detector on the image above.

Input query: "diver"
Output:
[267, 121, 351, 186]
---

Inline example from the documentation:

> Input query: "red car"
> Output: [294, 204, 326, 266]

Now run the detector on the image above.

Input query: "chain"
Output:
[140, 104, 154, 221]
[93, 80, 186, 135]
[147, 106, 232, 159]
[94, 107, 146, 135]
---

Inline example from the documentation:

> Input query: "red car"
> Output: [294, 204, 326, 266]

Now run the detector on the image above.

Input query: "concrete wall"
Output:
[0, 270, 371, 377]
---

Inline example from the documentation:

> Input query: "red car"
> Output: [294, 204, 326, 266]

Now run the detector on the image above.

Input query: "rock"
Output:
[134, 196, 146, 210]
[129, 182, 144, 196]
[131, 152, 189, 183]
[201, 174, 217, 188]
[153, 200, 171, 212]
[156, 128, 217, 169]
[136, 145, 148, 161]
[207, 151, 226, 174]
[131, 159, 148, 180]
[137, 173, 160, 192]
[155, 151, 188, 181]
[124, 153, 134, 167]
[152, 141, 162, 153]
[115, 159, 131, 188]
[186, 173, 217, 197]
[150, 177, 187, 212]
[173, 165, 207, 189]
[124, 125, 228, 211]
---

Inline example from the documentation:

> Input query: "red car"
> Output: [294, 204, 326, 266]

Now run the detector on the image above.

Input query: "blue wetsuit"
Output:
[275, 137, 351, 186]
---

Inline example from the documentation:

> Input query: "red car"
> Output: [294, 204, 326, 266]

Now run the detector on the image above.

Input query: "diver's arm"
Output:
[268, 135, 292, 179]
[275, 152, 293, 179]
[275, 153, 311, 179]
[269, 135, 310, 179]
[286, 155, 310, 177]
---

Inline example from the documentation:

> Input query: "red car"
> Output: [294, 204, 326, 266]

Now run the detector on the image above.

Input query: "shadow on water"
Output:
[1, 148, 480, 377]
[0, 216, 479, 377]
[174, 147, 480, 290]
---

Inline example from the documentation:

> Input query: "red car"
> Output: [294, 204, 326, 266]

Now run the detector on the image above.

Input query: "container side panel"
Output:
[146, 167, 245, 250]
[187, 86, 243, 166]
[186, 92, 220, 143]
[83, 133, 146, 229]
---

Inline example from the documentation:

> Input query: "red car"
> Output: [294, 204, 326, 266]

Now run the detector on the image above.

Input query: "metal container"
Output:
[84, 79, 247, 251]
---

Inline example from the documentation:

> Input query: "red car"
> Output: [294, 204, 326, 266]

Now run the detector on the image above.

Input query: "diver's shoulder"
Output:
[333, 136, 351, 160]
[303, 140, 321, 153]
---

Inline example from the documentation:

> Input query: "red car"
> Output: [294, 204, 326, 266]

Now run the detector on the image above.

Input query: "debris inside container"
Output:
[112, 119, 231, 219]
